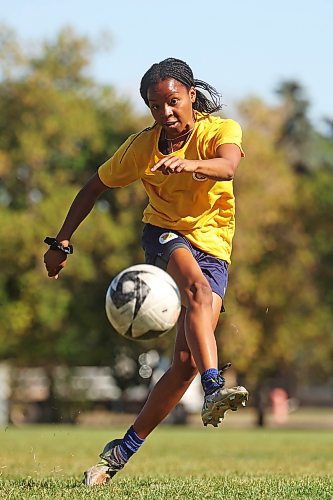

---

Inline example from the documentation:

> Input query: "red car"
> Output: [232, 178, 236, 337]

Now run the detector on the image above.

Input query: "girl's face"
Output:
[147, 78, 196, 138]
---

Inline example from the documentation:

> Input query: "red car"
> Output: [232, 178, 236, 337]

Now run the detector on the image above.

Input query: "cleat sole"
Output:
[202, 387, 249, 427]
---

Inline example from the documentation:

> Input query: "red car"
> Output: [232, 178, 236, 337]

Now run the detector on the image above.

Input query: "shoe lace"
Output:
[100, 440, 127, 472]
[216, 362, 232, 387]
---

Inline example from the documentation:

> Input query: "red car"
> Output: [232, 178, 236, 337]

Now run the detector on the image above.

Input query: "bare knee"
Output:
[185, 280, 213, 309]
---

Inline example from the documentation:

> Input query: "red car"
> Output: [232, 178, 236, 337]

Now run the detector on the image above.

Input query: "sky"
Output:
[1, 0, 332, 128]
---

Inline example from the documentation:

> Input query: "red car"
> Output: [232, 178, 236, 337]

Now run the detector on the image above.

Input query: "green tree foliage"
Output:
[217, 95, 333, 424]
[0, 26, 149, 372]
[276, 80, 333, 173]
[276, 81, 333, 378]
[219, 98, 318, 378]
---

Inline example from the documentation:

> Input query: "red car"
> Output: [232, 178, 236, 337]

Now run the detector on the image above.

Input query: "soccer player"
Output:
[43, 58, 249, 486]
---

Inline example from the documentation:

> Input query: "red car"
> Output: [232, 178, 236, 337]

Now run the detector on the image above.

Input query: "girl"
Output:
[43, 57, 248, 486]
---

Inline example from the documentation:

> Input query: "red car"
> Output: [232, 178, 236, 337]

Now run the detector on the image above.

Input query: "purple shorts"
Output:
[141, 224, 228, 304]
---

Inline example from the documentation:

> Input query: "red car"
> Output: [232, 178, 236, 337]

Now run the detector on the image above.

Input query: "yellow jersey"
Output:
[98, 112, 244, 263]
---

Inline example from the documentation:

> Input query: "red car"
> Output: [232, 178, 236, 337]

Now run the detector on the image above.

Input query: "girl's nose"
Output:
[162, 104, 173, 119]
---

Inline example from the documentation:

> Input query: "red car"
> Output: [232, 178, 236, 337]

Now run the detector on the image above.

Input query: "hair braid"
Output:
[140, 58, 222, 114]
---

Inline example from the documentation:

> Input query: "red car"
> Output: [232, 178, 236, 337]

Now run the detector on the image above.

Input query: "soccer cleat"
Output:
[201, 364, 249, 427]
[83, 439, 127, 486]
[202, 384, 249, 427]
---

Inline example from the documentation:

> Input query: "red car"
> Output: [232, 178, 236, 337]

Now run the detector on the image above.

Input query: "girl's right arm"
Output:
[44, 173, 109, 279]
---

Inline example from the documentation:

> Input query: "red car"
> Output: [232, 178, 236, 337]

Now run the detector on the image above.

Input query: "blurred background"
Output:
[0, 0, 332, 429]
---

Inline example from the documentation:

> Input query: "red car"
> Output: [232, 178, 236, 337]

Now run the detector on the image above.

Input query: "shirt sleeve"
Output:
[211, 119, 245, 157]
[98, 134, 139, 188]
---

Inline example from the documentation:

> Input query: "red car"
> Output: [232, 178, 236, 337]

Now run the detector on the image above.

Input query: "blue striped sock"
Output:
[119, 426, 145, 460]
[201, 368, 222, 396]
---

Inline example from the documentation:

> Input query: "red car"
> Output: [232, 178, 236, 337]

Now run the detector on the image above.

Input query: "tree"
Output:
[217, 96, 332, 425]
[0, 27, 155, 421]
[277, 81, 333, 381]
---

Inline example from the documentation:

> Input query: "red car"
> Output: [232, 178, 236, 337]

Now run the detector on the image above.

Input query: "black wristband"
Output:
[44, 237, 73, 255]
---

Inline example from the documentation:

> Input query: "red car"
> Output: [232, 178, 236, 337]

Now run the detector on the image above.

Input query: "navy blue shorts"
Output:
[141, 224, 229, 304]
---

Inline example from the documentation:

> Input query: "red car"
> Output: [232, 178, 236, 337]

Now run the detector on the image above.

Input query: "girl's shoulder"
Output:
[196, 112, 240, 129]
[195, 113, 242, 141]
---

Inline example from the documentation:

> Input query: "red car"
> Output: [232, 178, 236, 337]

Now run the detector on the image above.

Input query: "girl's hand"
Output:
[151, 156, 197, 175]
[43, 249, 67, 279]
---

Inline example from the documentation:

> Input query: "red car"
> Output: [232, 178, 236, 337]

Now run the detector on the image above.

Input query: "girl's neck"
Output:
[165, 127, 194, 142]
[160, 111, 196, 154]
[163, 127, 193, 153]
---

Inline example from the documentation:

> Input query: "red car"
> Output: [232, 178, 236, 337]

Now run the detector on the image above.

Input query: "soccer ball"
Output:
[105, 264, 181, 341]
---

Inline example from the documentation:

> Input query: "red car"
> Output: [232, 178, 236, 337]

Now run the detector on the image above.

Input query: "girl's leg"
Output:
[84, 291, 222, 485]
[133, 307, 197, 437]
[166, 248, 248, 427]
[133, 290, 221, 438]
[166, 247, 221, 373]
[133, 247, 222, 438]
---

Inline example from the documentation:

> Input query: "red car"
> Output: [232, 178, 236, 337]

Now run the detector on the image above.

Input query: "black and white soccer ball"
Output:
[105, 264, 181, 341]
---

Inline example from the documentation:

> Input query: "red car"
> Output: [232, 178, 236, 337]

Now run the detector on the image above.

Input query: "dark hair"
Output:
[140, 58, 222, 114]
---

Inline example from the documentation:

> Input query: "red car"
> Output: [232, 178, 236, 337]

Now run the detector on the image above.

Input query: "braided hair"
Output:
[140, 58, 222, 114]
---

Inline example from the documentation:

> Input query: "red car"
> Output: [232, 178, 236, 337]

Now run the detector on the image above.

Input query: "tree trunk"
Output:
[41, 367, 62, 423]
[254, 384, 266, 427]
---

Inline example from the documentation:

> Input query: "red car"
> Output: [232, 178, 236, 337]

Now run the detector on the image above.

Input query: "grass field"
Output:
[0, 424, 332, 499]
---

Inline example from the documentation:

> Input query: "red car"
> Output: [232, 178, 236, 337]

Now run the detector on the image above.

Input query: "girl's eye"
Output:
[170, 98, 178, 106]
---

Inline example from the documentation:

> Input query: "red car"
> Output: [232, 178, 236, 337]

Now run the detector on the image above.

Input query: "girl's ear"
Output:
[189, 87, 196, 103]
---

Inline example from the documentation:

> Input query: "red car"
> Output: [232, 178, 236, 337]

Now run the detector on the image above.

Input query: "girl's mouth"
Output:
[164, 121, 179, 128]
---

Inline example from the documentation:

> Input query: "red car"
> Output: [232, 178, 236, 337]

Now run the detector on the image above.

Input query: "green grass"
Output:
[0, 425, 332, 499]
